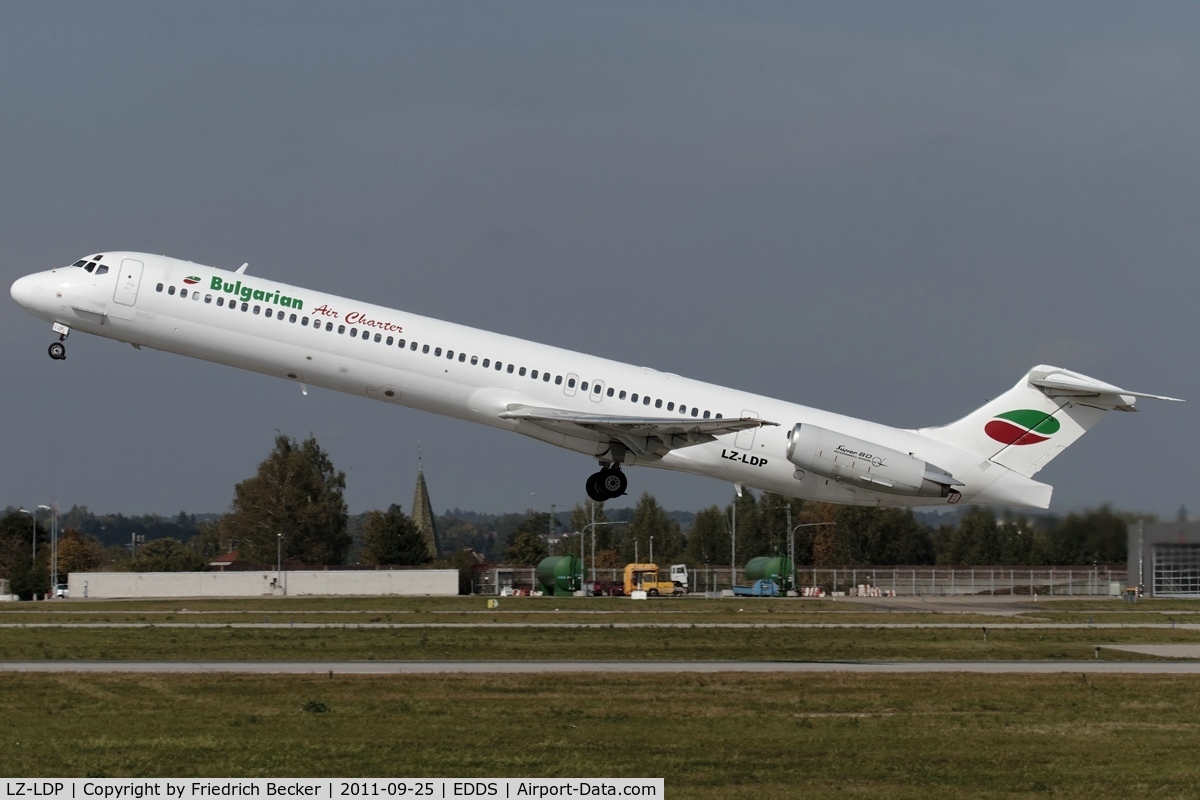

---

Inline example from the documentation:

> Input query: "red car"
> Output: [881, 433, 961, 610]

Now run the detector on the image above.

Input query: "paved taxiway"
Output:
[3, 660, 1200, 673]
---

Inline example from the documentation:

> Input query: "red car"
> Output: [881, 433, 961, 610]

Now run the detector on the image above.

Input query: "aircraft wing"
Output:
[498, 405, 778, 459]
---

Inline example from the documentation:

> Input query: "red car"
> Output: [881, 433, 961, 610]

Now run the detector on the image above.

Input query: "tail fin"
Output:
[917, 365, 1182, 478]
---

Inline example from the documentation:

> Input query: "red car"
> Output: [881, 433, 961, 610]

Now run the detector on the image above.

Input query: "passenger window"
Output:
[566, 377, 574, 388]
[643, 396, 651, 405]
[655, 399, 663, 409]
[519, 367, 526, 376]
[410, 341, 417, 350]
[581, 381, 589, 391]
[596, 385, 604, 395]
[703, 410, 711, 419]
[374, 333, 382, 342]
[507, 364, 515, 374]
[606, 388, 614, 397]
[447, 350, 454, 359]
[265, 309, 273, 318]
[691, 408, 699, 417]
[531, 369, 538, 379]
[482, 359, 490, 368]
[543, 373, 551, 382]
[338, 325, 346, 334]
[304, 318, 312, 327]
[397, 338, 406, 348]
[156, 283, 164, 292]
[326, 322, 333, 331]
[619, 390, 626, 400]
[631, 393, 638, 403]
[716, 413, 723, 419]
[241, 303, 249, 312]
[459, 353, 466, 362]
[385, 336, 392, 345]
[495, 362, 503, 371]
[470, 356, 478, 365]
[205, 294, 212, 303]
[253, 305, 261, 315]
[423, 344, 430, 353]
[217, 297, 224, 306]
[667, 402, 675, 411]
[434, 347, 442, 356]
[179, 288, 187, 298]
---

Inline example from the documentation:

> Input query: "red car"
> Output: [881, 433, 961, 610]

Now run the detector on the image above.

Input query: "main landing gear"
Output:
[47, 323, 70, 361]
[585, 465, 628, 502]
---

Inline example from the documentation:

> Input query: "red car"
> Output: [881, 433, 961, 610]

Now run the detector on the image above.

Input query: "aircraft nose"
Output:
[10, 274, 38, 309]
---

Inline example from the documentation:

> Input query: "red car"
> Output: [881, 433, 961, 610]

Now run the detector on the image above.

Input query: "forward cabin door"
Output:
[113, 258, 144, 306]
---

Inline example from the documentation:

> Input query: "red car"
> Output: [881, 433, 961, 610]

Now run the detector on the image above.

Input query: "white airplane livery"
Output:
[10, 252, 1182, 509]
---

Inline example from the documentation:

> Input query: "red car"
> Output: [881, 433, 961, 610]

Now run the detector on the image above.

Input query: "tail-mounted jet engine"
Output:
[786, 423, 963, 498]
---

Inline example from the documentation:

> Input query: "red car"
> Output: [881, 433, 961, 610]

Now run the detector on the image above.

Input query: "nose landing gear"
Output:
[585, 464, 628, 502]
[47, 322, 70, 360]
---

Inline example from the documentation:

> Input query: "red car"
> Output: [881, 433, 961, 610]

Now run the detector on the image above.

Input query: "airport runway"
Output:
[2, 659, 1200, 674]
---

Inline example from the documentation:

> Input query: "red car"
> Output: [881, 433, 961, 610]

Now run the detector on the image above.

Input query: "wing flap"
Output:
[498, 405, 777, 458]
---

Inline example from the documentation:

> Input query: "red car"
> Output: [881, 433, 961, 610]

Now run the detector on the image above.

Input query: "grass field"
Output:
[3, 595, 1200, 795]
[2, 672, 1200, 797]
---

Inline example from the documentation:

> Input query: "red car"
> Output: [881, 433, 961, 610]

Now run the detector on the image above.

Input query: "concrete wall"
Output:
[68, 569, 458, 599]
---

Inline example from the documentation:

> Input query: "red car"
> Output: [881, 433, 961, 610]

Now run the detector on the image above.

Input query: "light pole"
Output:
[46, 500, 58, 594]
[276, 533, 283, 594]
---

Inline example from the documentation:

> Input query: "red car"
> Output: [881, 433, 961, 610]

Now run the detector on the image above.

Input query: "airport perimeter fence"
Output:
[473, 566, 1128, 597]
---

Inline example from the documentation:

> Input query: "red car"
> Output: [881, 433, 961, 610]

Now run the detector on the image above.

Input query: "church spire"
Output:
[412, 442, 439, 558]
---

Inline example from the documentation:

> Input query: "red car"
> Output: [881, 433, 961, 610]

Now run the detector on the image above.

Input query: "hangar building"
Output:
[1128, 521, 1200, 597]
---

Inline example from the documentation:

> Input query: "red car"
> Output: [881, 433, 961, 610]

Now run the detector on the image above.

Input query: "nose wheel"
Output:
[47, 323, 70, 360]
[585, 465, 627, 502]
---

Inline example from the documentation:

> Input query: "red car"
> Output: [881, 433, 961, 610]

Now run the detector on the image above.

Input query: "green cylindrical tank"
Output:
[536, 555, 582, 596]
[744, 556, 795, 590]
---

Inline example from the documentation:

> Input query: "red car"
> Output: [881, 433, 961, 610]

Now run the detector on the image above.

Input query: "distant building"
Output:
[1128, 521, 1200, 597]
[412, 464, 439, 559]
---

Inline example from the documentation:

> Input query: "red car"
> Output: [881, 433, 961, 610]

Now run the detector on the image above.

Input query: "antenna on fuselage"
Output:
[236, 262, 249, 274]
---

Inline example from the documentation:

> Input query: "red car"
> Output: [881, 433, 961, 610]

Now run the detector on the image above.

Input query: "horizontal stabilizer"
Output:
[1028, 366, 1184, 411]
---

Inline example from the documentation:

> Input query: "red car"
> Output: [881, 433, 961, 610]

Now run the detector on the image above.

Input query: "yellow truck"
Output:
[623, 563, 682, 597]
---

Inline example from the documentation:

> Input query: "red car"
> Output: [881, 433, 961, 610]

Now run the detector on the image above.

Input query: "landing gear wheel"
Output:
[585, 473, 607, 502]
[585, 466, 628, 502]
[598, 468, 627, 498]
[48, 342, 66, 360]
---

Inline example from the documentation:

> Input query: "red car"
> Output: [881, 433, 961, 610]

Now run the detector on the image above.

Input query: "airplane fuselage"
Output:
[14, 252, 1169, 509]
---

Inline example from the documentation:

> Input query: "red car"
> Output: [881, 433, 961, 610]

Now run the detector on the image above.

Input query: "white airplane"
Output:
[10, 252, 1182, 509]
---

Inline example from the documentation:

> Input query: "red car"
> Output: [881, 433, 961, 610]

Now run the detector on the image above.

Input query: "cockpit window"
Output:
[96, 265, 108, 274]
[73, 260, 88, 267]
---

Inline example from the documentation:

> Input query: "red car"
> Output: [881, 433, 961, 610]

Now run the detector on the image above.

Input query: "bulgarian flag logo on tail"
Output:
[183, 275, 201, 285]
[985, 410, 1060, 445]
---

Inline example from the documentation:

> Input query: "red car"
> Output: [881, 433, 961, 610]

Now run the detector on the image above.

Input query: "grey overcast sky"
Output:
[1, 1, 1195, 519]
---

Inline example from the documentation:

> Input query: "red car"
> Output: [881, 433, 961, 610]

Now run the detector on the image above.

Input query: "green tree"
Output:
[56, 528, 105, 575]
[130, 538, 208, 572]
[1045, 506, 1128, 564]
[219, 435, 350, 565]
[0, 509, 47, 597]
[360, 504, 430, 566]
[621, 493, 682, 564]
[505, 529, 549, 566]
[684, 505, 728, 566]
